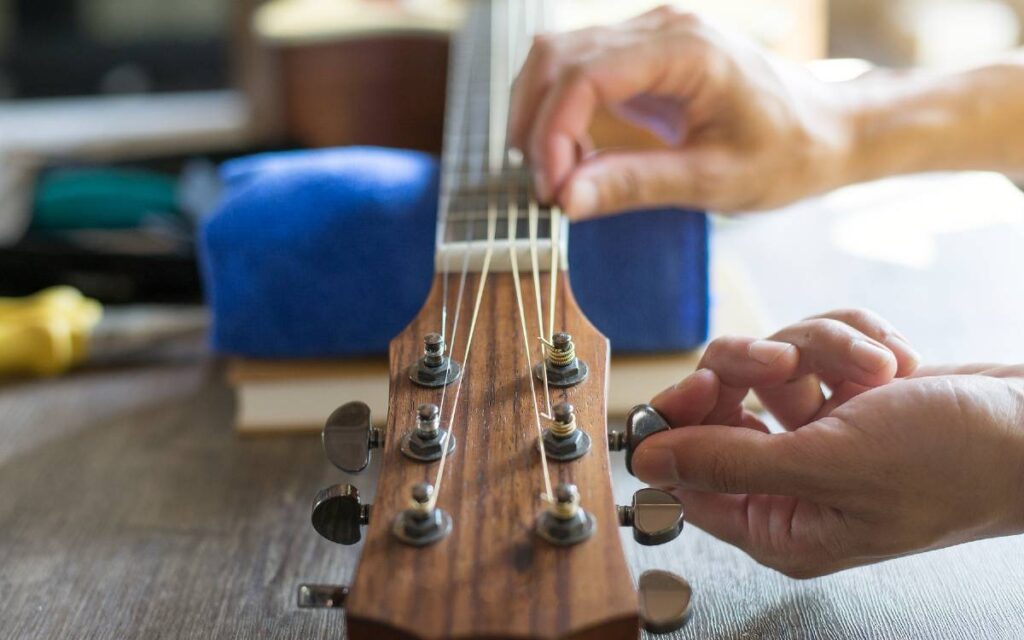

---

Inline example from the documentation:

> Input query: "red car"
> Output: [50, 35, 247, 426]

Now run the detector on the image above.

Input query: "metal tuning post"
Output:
[400, 403, 456, 463]
[311, 484, 370, 545]
[323, 401, 382, 474]
[297, 584, 349, 609]
[618, 488, 684, 545]
[541, 402, 592, 461]
[607, 404, 672, 476]
[392, 482, 452, 547]
[408, 332, 462, 387]
[637, 570, 693, 633]
[533, 331, 588, 387]
[535, 483, 596, 546]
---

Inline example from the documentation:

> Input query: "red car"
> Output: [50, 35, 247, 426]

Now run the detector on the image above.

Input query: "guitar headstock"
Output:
[302, 271, 691, 639]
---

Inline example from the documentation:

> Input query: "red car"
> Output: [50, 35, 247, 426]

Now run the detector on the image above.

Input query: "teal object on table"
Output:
[31, 168, 180, 230]
[199, 146, 708, 357]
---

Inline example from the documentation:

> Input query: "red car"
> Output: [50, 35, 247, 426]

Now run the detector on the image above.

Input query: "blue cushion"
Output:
[199, 146, 707, 357]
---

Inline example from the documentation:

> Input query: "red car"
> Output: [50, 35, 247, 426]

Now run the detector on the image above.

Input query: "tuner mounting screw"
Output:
[541, 402, 591, 461]
[408, 333, 462, 388]
[535, 482, 596, 546]
[401, 403, 456, 463]
[392, 482, 452, 547]
[534, 331, 588, 387]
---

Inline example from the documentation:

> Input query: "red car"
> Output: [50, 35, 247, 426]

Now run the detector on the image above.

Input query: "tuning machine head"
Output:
[311, 483, 370, 545]
[608, 404, 671, 476]
[618, 488, 684, 545]
[323, 401, 382, 473]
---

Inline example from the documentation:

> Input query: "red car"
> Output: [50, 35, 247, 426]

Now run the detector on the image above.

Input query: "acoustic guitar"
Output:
[298, 1, 692, 637]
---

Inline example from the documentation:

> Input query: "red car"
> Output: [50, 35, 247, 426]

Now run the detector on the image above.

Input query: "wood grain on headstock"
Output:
[345, 272, 639, 640]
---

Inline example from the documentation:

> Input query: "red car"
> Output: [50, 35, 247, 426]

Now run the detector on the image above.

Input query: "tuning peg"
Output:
[607, 404, 671, 476]
[311, 483, 371, 545]
[617, 488, 685, 546]
[297, 583, 349, 609]
[638, 570, 693, 633]
[323, 401, 383, 473]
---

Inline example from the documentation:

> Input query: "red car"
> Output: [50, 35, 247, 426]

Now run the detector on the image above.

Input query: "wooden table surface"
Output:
[2, 172, 1024, 639]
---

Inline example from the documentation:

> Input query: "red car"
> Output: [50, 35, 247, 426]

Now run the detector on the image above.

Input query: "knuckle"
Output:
[599, 164, 644, 210]
[707, 451, 743, 493]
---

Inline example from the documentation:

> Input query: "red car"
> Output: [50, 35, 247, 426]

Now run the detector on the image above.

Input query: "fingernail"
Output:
[748, 340, 794, 366]
[851, 340, 894, 373]
[566, 179, 598, 217]
[632, 447, 679, 485]
[533, 170, 549, 201]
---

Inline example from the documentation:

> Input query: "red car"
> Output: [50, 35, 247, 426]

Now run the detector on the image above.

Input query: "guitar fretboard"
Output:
[435, 0, 567, 272]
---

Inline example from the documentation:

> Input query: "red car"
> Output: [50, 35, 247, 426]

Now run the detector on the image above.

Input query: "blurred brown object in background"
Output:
[253, 0, 461, 153]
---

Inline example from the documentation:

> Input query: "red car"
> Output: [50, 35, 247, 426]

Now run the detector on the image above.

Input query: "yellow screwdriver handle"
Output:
[0, 287, 103, 376]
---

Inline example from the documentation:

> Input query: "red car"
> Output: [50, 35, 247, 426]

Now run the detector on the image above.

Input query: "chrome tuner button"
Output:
[392, 482, 452, 547]
[535, 483, 596, 546]
[638, 570, 693, 634]
[323, 401, 382, 474]
[618, 488, 685, 545]
[311, 483, 370, 545]
[297, 584, 349, 609]
[607, 404, 671, 476]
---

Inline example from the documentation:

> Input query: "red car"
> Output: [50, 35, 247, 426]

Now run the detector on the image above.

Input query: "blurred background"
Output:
[0, 0, 1022, 377]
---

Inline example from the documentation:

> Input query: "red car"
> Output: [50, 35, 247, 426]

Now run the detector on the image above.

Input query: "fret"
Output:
[434, 0, 567, 273]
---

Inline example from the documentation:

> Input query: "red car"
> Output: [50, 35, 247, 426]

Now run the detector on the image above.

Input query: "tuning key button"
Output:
[311, 483, 371, 545]
[618, 488, 685, 546]
[607, 404, 671, 476]
[638, 570, 693, 634]
[323, 401, 382, 473]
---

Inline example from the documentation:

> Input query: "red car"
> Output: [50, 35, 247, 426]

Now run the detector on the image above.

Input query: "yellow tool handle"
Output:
[0, 287, 102, 376]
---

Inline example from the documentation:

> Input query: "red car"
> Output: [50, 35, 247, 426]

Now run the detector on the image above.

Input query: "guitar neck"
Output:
[435, 0, 568, 273]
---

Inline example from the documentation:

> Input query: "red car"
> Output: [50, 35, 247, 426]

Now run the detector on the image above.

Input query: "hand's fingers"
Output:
[508, 35, 557, 151]
[769, 318, 900, 387]
[753, 376, 825, 429]
[631, 425, 828, 496]
[528, 38, 708, 200]
[674, 489, 848, 579]
[806, 309, 920, 377]
[557, 148, 723, 219]
[692, 336, 798, 425]
[651, 367, 771, 431]
[650, 368, 720, 426]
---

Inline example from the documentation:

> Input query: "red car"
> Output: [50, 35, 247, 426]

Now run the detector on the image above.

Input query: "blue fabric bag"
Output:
[200, 147, 707, 357]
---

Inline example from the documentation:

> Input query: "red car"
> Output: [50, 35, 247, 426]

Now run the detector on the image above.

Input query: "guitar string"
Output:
[502, 0, 554, 503]
[428, 2, 500, 511]
[433, 17, 479, 492]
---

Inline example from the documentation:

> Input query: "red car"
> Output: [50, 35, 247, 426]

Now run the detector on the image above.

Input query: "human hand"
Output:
[508, 6, 854, 219]
[631, 309, 1024, 577]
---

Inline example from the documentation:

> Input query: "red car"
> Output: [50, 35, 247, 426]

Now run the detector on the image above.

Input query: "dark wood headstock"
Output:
[344, 271, 639, 639]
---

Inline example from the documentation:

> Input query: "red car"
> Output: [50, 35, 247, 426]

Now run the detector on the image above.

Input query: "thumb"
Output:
[557, 149, 713, 219]
[631, 425, 826, 497]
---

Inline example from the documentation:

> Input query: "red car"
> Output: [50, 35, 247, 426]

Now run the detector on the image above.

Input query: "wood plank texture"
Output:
[346, 272, 639, 639]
